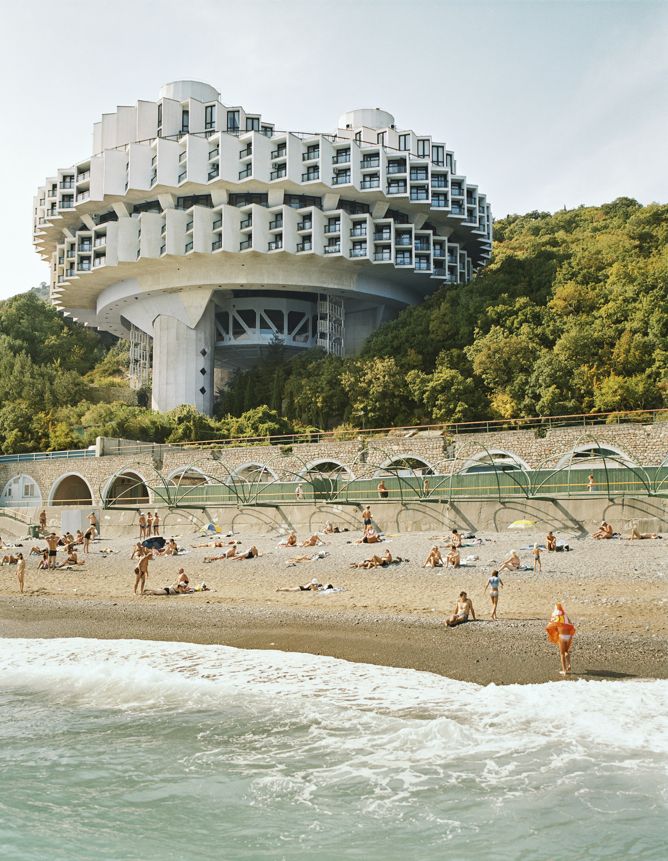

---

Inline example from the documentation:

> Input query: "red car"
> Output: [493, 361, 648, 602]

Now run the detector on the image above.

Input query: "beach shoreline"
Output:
[1, 596, 666, 685]
[1, 525, 666, 685]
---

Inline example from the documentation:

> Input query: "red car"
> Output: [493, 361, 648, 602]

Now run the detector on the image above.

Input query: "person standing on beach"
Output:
[422, 477, 430, 497]
[39, 510, 47, 534]
[587, 473, 595, 493]
[83, 524, 96, 553]
[532, 543, 542, 574]
[134, 550, 152, 594]
[485, 570, 503, 620]
[147, 512, 153, 536]
[16, 553, 26, 593]
[377, 480, 389, 499]
[138, 512, 147, 539]
[153, 512, 160, 535]
[546, 603, 576, 676]
[45, 533, 59, 569]
[362, 505, 372, 530]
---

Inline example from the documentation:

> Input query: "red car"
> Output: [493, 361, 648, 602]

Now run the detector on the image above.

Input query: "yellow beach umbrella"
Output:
[508, 519, 536, 529]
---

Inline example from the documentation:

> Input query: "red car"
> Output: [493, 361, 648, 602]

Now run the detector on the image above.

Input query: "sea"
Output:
[0, 638, 666, 861]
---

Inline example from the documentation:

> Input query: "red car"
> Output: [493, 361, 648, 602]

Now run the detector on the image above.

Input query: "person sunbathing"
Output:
[2, 553, 20, 565]
[445, 545, 461, 568]
[286, 551, 328, 564]
[155, 538, 179, 556]
[546, 530, 557, 551]
[446, 592, 476, 627]
[498, 550, 521, 572]
[204, 544, 240, 562]
[37, 550, 49, 570]
[278, 531, 298, 547]
[56, 548, 85, 567]
[29, 545, 43, 556]
[351, 550, 394, 569]
[423, 546, 443, 568]
[230, 545, 260, 560]
[74, 530, 84, 545]
[592, 521, 613, 540]
[196, 539, 239, 549]
[356, 526, 381, 544]
[277, 578, 336, 592]
[301, 534, 326, 547]
[323, 521, 341, 534]
[628, 524, 660, 540]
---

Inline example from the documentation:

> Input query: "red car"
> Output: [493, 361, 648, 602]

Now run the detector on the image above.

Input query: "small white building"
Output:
[33, 81, 492, 416]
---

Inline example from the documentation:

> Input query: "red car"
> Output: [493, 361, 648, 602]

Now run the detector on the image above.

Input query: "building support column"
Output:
[151, 302, 215, 415]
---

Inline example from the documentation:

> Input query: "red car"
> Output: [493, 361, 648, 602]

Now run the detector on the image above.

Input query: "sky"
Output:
[0, 0, 666, 299]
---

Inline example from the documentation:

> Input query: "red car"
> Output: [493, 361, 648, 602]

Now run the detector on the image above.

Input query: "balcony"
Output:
[431, 177, 448, 188]
[360, 178, 380, 189]
[59, 180, 74, 189]
[78, 243, 92, 253]
[240, 217, 252, 230]
[395, 235, 412, 247]
[350, 226, 367, 237]
[410, 170, 428, 181]
[331, 173, 350, 185]
[59, 200, 74, 209]
[240, 239, 252, 250]
[415, 259, 430, 271]
[208, 166, 219, 180]
[387, 183, 406, 195]
[212, 218, 222, 230]
[297, 220, 312, 231]
[451, 187, 464, 197]
[350, 247, 367, 258]
[239, 145, 252, 159]
[93, 256, 106, 268]
[150, 172, 157, 185]
[270, 147, 287, 160]
[208, 148, 219, 160]
[268, 239, 283, 251]
[410, 189, 429, 201]
[451, 205, 464, 215]
[78, 260, 92, 272]
[212, 238, 222, 251]
[373, 232, 391, 241]
[433, 245, 445, 258]
[361, 157, 380, 169]
[303, 149, 320, 161]
[395, 253, 412, 266]
[296, 241, 313, 252]
[433, 267, 446, 277]
[324, 223, 341, 234]
[178, 172, 186, 183]
[387, 162, 406, 175]
[332, 151, 350, 164]
[373, 251, 391, 261]
[432, 196, 448, 208]
[302, 170, 320, 181]
[240, 166, 253, 179]
[77, 170, 90, 181]
[269, 217, 283, 230]
[324, 244, 341, 255]
[414, 240, 430, 251]
[179, 151, 187, 163]
[93, 236, 106, 247]
[270, 168, 286, 180]
[185, 221, 193, 232]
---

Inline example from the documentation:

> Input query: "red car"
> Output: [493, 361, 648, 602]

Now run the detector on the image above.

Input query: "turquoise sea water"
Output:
[0, 638, 666, 861]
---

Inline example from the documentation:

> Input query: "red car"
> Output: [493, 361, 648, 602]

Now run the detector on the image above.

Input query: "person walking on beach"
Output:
[134, 550, 152, 594]
[532, 543, 542, 574]
[153, 512, 160, 535]
[485, 570, 503, 620]
[446, 592, 476, 627]
[546, 603, 576, 676]
[16, 553, 26, 593]
[45, 533, 59, 569]
[587, 473, 595, 493]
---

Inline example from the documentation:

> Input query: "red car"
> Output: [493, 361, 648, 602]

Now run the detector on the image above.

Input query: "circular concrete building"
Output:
[33, 81, 492, 415]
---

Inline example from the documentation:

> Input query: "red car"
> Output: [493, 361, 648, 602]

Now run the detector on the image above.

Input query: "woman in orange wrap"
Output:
[546, 603, 576, 676]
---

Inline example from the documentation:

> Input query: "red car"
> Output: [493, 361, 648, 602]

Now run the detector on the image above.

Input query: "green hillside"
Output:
[1, 198, 665, 453]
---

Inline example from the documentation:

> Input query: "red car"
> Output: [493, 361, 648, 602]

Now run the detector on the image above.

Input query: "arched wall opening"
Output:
[50, 474, 94, 507]
[105, 471, 150, 506]
[1, 474, 42, 508]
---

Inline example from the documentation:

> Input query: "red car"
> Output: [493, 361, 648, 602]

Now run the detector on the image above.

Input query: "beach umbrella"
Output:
[508, 519, 536, 529]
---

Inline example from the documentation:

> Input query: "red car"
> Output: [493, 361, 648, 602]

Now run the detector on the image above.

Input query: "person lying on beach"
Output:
[230, 545, 260, 560]
[277, 578, 337, 592]
[301, 534, 326, 547]
[498, 550, 521, 572]
[446, 592, 476, 627]
[356, 526, 381, 544]
[445, 545, 461, 568]
[351, 550, 401, 569]
[29, 545, 43, 556]
[278, 531, 298, 547]
[196, 539, 239, 549]
[204, 544, 240, 562]
[286, 551, 328, 565]
[143, 581, 211, 595]
[592, 521, 613, 540]
[323, 521, 341, 534]
[2, 553, 20, 565]
[546, 530, 557, 552]
[56, 548, 85, 568]
[628, 524, 660, 540]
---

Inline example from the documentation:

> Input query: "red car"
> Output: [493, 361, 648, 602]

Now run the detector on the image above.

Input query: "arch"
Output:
[374, 455, 436, 478]
[166, 467, 211, 486]
[230, 462, 279, 483]
[49, 473, 94, 506]
[555, 444, 635, 470]
[297, 459, 355, 480]
[460, 450, 530, 474]
[0, 474, 42, 508]
[103, 470, 150, 507]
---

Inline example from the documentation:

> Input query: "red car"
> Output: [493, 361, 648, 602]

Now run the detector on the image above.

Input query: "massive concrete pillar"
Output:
[151, 302, 215, 415]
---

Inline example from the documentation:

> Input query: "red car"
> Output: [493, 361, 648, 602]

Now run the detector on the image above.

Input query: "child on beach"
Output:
[532, 543, 542, 573]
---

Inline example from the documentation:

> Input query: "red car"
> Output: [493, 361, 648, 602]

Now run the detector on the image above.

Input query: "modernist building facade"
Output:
[33, 81, 492, 415]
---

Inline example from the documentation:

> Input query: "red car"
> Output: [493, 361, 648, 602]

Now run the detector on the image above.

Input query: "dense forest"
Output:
[0, 198, 665, 454]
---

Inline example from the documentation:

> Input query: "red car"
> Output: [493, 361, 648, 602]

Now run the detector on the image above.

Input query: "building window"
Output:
[205, 105, 215, 130]
[261, 125, 273, 137]
[227, 110, 240, 132]
[354, 131, 362, 143]
[377, 131, 386, 145]
[181, 110, 189, 133]
[417, 139, 430, 158]
[398, 134, 409, 151]
[246, 116, 260, 131]
[157, 102, 162, 129]
[432, 145, 444, 166]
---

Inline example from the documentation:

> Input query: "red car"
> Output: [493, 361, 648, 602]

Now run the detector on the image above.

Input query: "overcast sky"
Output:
[0, 0, 666, 300]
